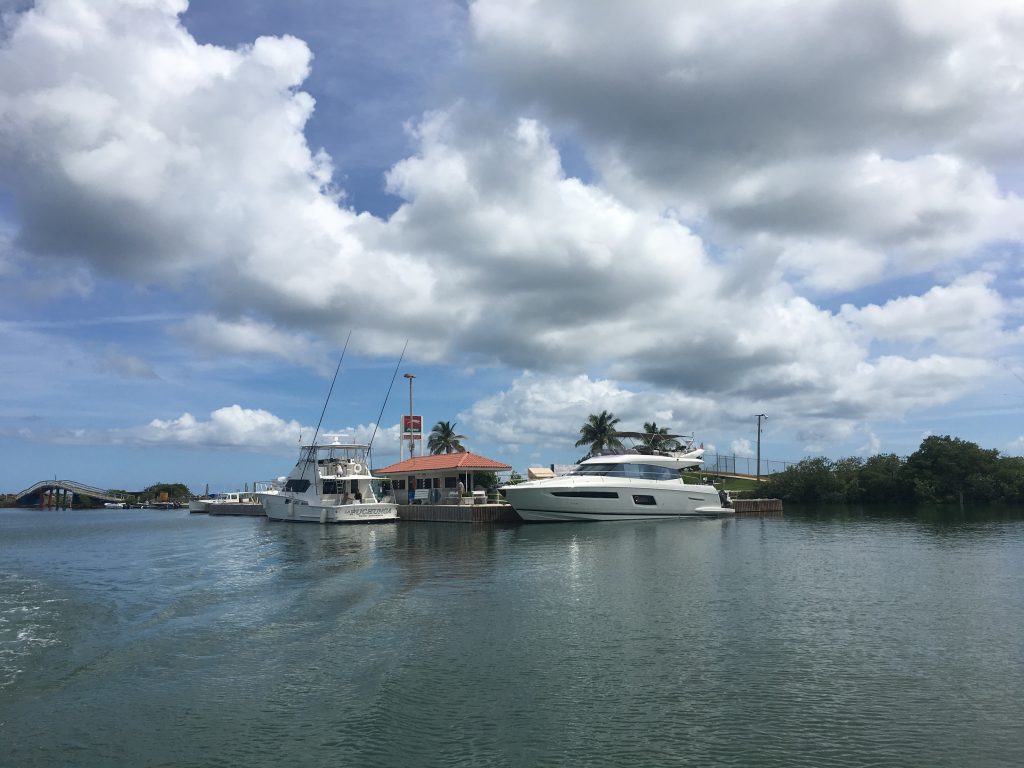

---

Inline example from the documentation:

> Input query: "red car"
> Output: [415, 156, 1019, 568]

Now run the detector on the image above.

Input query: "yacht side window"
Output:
[569, 463, 615, 476]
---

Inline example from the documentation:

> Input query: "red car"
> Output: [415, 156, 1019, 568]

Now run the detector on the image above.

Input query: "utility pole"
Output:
[756, 414, 767, 482]
[404, 373, 416, 458]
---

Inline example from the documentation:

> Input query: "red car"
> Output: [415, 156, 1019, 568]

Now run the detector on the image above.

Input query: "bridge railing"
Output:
[17, 480, 125, 501]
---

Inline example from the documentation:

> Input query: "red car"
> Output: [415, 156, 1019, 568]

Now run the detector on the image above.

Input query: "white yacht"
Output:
[257, 437, 398, 524]
[502, 438, 733, 522]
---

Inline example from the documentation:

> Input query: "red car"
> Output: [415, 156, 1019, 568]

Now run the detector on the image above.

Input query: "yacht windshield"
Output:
[567, 463, 680, 481]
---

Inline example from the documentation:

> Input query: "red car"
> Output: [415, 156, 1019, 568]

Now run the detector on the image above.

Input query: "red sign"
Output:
[402, 415, 422, 436]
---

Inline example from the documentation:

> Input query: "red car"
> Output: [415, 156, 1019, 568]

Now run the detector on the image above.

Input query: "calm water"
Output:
[1, 507, 1022, 767]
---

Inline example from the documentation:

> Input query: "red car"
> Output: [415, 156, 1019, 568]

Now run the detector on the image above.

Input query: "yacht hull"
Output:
[503, 480, 732, 522]
[259, 493, 398, 523]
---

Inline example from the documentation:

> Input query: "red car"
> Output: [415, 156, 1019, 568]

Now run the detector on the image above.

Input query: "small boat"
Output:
[188, 498, 210, 513]
[103, 502, 126, 509]
[502, 433, 733, 522]
[207, 491, 264, 516]
[257, 436, 398, 523]
[189, 489, 272, 516]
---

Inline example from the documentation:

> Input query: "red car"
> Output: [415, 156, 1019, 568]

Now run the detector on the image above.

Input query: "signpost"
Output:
[403, 415, 422, 439]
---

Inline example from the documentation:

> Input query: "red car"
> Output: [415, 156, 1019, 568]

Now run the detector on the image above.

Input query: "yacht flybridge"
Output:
[501, 432, 733, 522]
[257, 436, 398, 523]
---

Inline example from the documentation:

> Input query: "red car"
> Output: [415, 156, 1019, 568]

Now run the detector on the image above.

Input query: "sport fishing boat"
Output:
[502, 434, 733, 522]
[257, 436, 398, 523]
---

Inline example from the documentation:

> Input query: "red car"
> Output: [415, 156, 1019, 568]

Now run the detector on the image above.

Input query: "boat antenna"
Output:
[367, 339, 409, 464]
[300, 330, 352, 482]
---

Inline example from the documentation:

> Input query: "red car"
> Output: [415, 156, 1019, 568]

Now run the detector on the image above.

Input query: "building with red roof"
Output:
[374, 451, 512, 505]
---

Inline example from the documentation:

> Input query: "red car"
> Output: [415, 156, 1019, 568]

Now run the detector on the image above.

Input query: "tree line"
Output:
[760, 435, 1024, 505]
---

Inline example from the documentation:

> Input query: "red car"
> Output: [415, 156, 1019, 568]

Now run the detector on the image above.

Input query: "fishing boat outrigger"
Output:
[257, 436, 398, 523]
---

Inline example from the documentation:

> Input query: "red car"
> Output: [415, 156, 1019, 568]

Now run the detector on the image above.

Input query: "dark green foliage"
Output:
[762, 435, 1023, 506]
[762, 457, 845, 503]
[904, 435, 1000, 503]
[141, 483, 192, 502]
[857, 454, 913, 502]
[427, 420, 467, 454]
[575, 411, 623, 457]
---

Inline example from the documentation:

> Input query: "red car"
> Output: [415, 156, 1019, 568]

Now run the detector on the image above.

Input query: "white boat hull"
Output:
[503, 479, 733, 522]
[259, 493, 398, 523]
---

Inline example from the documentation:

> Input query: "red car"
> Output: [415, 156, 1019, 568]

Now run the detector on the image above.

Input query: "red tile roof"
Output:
[374, 451, 512, 475]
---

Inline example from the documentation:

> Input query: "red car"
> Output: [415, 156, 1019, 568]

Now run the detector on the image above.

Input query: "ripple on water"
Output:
[1, 508, 1023, 767]
[0, 573, 67, 689]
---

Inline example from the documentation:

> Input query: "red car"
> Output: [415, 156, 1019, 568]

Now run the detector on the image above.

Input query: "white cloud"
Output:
[858, 430, 882, 456]
[470, 0, 1024, 289]
[463, 371, 733, 454]
[840, 272, 1009, 353]
[730, 438, 752, 455]
[1, 0, 1022, 463]
[172, 315, 334, 375]
[21, 402, 405, 457]
[138, 406, 301, 449]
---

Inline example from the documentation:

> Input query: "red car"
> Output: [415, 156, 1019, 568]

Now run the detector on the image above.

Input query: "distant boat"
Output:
[502, 433, 733, 522]
[189, 491, 266, 516]
[257, 437, 398, 523]
[103, 502, 126, 509]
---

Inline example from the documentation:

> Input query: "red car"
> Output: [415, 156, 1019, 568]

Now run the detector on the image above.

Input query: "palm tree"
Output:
[574, 410, 623, 458]
[428, 420, 466, 454]
[641, 421, 680, 453]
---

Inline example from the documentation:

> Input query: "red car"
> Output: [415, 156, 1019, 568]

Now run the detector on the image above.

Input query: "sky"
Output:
[2, 0, 1024, 493]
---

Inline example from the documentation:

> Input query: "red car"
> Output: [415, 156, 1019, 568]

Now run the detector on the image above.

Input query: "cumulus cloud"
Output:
[840, 272, 1010, 353]
[470, 0, 1024, 289]
[1, 0, 1022, 460]
[22, 402, 405, 456]
[462, 372, 718, 452]
[730, 438, 753, 455]
[137, 405, 303, 449]
[859, 431, 882, 456]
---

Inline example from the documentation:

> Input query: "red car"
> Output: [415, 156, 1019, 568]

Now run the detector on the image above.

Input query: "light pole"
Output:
[756, 414, 767, 482]
[404, 373, 416, 458]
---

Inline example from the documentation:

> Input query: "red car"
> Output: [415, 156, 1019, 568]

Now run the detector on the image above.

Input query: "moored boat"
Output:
[502, 433, 733, 522]
[257, 437, 398, 523]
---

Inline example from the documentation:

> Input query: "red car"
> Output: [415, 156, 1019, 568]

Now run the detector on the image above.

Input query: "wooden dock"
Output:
[398, 503, 521, 524]
[731, 498, 784, 517]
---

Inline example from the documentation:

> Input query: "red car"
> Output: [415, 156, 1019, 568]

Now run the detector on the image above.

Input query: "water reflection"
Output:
[265, 519, 398, 576]
[784, 503, 1024, 539]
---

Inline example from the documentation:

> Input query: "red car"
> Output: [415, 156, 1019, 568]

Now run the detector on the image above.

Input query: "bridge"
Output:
[14, 480, 126, 508]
